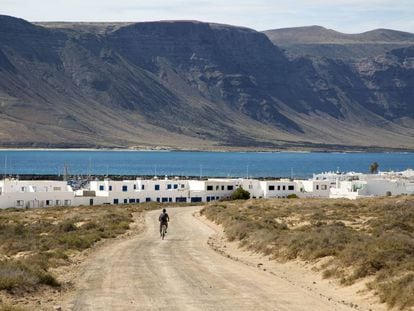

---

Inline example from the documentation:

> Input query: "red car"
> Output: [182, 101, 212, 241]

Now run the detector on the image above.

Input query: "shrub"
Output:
[201, 196, 414, 310]
[0, 260, 59, 290]
[231, 187, 250, 200]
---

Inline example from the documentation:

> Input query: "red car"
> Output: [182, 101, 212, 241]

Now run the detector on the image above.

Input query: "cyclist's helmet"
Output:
[163, 208, 166, 213]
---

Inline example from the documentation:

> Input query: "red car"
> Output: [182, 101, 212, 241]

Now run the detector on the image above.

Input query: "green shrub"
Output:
[231, 187, 250, 200]
[286, 194, 298, 199]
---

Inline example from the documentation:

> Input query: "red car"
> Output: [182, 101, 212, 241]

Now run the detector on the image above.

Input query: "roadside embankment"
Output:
[201, 196, 414, 310]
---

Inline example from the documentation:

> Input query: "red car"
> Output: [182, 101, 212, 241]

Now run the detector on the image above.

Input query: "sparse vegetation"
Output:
[0, 305, 27, 311]
[201, 196, 414, 310]
[0, 202, 174, 294]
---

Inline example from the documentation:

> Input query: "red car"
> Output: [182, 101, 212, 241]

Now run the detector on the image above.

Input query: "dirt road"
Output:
[62, 206, 357, 310]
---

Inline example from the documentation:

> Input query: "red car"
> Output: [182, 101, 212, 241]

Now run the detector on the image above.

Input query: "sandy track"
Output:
[62, 206, 356, 311]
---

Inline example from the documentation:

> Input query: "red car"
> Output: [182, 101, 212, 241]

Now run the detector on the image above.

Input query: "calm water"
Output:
[0, 150, 413, 178]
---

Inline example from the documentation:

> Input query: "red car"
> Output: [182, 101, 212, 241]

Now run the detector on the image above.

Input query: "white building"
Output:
[0, 179, 75, 208]
[0, 169, 413, 208]
[313, 170, 414, 199]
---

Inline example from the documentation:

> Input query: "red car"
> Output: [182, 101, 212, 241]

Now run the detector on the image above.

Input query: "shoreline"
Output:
[0, 148, 413, 154]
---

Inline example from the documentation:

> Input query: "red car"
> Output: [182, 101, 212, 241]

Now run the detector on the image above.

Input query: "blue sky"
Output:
[1, 0, 413, 33]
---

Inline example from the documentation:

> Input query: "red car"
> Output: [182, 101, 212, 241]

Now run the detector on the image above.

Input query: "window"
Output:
[216, 185, 219, 190]
[156, 198, 160, 202]
[129, 199, 136, 203]
[221, 186, 224, 190]
[207, 185, 214, 191]
[162, 197, 168, 202]
[288, 185, 294, 191]
[46, 200, 52, 206]
[122, 185, 128, 192]
[181, 184, 185, 188]
[321, 185, 327, 190]
[133, 185, 137, 190]
[146, 197, 151, 202]
[269, 185, 275, 191]
[167, 184, 172, 190]
[16, 200, 24, 207]
[282, 186, 286, 190]
[136, 199, 140, 203]
[191, 197, 202, 203]
[176, 197, 187, 203]
[124, 199, 128, 204]
[141, 185, 145, 190]
[56, 200, 61, 206]
[169, 198, 172, 202]
[109, 185, 112, 191]
[21, 187, 26, 192]
[155, 185, 160, 191]
[207, 197, 211, 202]
[316, 185, 319, 190]
[277, 186, 281, 190]
[174, 184, 178, 189]
[64, 200, 71, 206]
[227, 185, 234, 191]
[53, 187, 61, 191]
[113, 199, 119, 204]
[99, 185, 105, 191]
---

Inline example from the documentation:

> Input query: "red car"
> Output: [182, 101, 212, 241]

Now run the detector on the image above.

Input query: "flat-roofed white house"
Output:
[298, 179, 331, 197]
[1, 169, 413, 209]
[260, 179, 298, 198]
[201, 179, 243, 202]
[0, 179, 75, 208]
[89, 177, 191, 204]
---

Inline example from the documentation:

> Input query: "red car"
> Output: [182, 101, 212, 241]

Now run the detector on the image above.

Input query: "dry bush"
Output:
[0, 202, 175, 293]
[201, 196, 414, 309]
[0, 306, 27, 311]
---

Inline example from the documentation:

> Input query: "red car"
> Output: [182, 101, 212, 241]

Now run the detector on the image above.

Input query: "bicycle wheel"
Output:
[161, 224, 167, 240]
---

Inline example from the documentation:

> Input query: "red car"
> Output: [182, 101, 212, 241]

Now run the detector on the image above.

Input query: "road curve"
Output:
[63, 206, 353, 311]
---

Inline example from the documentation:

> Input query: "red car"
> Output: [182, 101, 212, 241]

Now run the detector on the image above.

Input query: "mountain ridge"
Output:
[0, 15, 413, 151]
[263, 25, 414, 60]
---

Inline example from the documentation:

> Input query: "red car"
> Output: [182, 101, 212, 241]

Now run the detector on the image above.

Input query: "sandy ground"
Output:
[59, 206, 385, 311]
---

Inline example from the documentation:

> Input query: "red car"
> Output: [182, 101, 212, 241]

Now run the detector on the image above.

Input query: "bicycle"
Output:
[160, 223, 167, 240]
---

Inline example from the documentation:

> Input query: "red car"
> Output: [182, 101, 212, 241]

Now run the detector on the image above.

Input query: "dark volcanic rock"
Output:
[0, 15, 413, 150]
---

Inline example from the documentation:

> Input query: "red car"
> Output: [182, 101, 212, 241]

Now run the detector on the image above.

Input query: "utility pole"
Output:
[63, 163, 69, 181]
[4, 156, 7, 178]
[88, 157, 92, 179]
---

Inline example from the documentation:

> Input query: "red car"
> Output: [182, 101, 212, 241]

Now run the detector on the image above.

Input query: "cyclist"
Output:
[159, 208, 169, 235]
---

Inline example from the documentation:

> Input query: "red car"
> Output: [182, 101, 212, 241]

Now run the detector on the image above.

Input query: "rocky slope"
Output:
[0, 15, 413, 150]
[263, 26, 414, 60]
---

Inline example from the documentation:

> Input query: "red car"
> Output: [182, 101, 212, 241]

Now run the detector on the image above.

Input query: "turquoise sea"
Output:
[0, 150, 413, 178]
